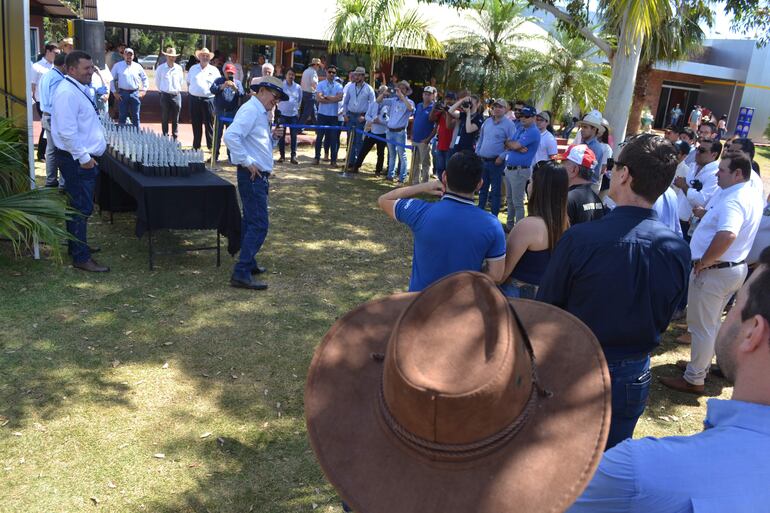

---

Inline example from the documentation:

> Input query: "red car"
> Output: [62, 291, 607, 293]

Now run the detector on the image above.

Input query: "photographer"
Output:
[448, 94, 484, 155]
[377, 80, 415, 183]
[210, 63, 245, 164]
[674, 139, 721, 238]
[429, 92, 457, 181]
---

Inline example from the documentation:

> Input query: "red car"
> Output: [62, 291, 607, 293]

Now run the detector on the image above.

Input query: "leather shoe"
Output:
[230, 277, 268, 290]
[250, 264, 267, 275]
[675, 333, 691, 345]
[313, 158, 320, 165]
[73, 258, 110, 273]
[675, 360, 724, 378]
[290, 157, 299, 165]
[659, 375, 705, 395]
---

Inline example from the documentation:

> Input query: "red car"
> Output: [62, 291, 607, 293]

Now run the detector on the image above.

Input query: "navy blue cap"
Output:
[520, 106, 537, 117]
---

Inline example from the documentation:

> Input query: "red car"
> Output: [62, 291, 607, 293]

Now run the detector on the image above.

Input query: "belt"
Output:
[119, 88, 137, 93]
[237, 164, 270, 176]
[696, 260, 746, 271]
[348, 111, 365, 116]
[388, 127, 406, 132]
[506, 165, 529, 170]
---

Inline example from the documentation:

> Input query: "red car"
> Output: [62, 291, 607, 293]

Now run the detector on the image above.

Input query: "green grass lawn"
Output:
[1, 147, 734, 512]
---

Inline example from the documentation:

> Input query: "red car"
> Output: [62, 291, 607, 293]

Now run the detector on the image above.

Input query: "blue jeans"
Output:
[386, 129, 408, 182]
[57, 149, 97, 264]
[346, 115, 366, 166]
[298, 91, 316, 126]
[434, 149, 450, 181]
[118, 89, 141, 129]
[278, 115, 299, 158]
[213, 111, 235, 161]
[478, 160, 505, 216]
[233, 168, 269, 282]
[605, 354, 651, 450]
[315, 114, 341, 162]
[499, 279, 538, 299]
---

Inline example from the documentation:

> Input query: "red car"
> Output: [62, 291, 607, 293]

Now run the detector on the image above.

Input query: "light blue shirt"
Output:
[475, 116, 515, 159]
[365, 101, 387, 135]
[342, 82, 375, 115]
[278, 80, 302, 117]
[653, 187, 683, 237]
[223, 96, 274, 173]
[383, 96, 414, 130]
[568, 399, 770, 513]
[38, 67, 65, 114]
[584, 135, 605, 184]
[316, 79, 343, 117]
[110, 60, 148, 92]
[505, 123, 541, 167]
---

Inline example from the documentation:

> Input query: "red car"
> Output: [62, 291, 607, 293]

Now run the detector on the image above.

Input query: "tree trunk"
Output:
[626, 62, 653, 136]
[604, 20, 643, 151]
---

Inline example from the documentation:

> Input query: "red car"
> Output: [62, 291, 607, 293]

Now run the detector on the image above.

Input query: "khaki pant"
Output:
[684, 265, 747, 385]
[410, 141, 432, 184]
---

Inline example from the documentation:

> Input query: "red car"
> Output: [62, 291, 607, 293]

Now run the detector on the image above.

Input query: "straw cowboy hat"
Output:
[195, 47, 215, 59]
[161, 47, 179, 57]
[578, 109, 606, 135]
[396, 80, 413, 95]
[305, 272, 611, 513]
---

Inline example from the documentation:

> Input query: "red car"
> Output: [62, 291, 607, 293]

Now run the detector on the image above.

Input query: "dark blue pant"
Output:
[478, 160, 504, 216]
[57, 149, 97, 264]
[213, 111, 236, 161]
[346, 115, 366, 166]
[605, 354, 651, 450]
[315, 114, 340, 162]
[435, 149, 450, 181]
[278, 115, 299, 158]
[298, 91, 316, 126]
[118, 90, 141, 129]
[233, 167, 269, 282]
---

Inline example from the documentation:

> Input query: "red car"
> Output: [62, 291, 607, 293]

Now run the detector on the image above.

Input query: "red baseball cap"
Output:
[558, 144, 597, 169]
[223, 63, 237, 74]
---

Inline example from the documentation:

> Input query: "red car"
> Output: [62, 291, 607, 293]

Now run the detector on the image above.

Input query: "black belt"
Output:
[237, 164, 270, 176]
[695, 260, 746, 270]
[348, 111, 365, 116]
[119, 88, 137, 93]
[388, 127, 406, 132]
[481, 157, 498, 162]
[506, 165, 529, 170]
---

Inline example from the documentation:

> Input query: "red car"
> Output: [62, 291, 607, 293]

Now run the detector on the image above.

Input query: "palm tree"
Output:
[512, 29, 610, 123]
[443, 0, 535, 96]
[0, 117, 72, 257]
[624, 0, 712, 134]
[327, 0, 445, 87]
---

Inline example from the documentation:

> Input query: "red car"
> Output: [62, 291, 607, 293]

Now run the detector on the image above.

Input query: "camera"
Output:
[462, 100, 472, 109]
[690, 179, 703, 192]
[606, 158, 614, 170]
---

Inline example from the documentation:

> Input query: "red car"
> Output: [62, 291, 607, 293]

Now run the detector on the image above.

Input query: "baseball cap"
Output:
[492, 98, 509, 109]
[520, 106, 537, 117]
[536, 111, 550, 123]
[423, 86, 437, 94]
[558, 144, 596, 169]
[224, 63, 236, 74]
[124, 47, 135, 54]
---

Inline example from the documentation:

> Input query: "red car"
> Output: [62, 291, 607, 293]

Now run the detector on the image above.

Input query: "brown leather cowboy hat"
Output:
[305, 272, 611, 513]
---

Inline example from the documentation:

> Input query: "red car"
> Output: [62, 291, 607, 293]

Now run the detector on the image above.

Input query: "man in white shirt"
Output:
[110, 47, 148, 128]
[154, 47, 185, 140]
[276, 68, 302, 164]
[186, 47, 220, 151]
[661, 151, 764, 394]
[31, 43, 60, 160]
[224, 76, 288, 291]
[533, 111, 558, 166]
[674, 138, 721, 238]
[298, 57, 321, 126]
[51, 51, 109, 273]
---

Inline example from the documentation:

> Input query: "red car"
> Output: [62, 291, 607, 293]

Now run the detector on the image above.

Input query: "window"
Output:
[30, 27, 40, 61]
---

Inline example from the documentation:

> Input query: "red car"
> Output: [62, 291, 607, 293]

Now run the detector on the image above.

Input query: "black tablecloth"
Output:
[96, 152, 241, 255]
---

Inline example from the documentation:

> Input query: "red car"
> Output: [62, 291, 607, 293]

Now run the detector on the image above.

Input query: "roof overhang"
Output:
[30, 0, 77, 18]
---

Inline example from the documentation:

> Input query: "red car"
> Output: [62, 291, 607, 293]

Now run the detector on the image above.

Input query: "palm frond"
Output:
[0, 187, 75, 257]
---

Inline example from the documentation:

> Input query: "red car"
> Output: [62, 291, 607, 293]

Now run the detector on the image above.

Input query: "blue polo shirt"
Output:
[537, 206, 691, 361]
[583, 136, 605, 183]
[505, 124, 540, 168]
[317, 79, 344, 117]
[412, 102, 435, 142]
[395, 193, 507, 292]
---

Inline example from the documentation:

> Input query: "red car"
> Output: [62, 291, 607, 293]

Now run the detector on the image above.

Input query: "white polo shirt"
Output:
[187, 63, 220, 98]
[676, 160, 719, 221]
[690, 180, 764, 262]
[51, 76, 106, 165]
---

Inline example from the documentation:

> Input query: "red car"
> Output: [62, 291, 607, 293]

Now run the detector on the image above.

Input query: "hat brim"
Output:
[162, 51, 178, 57]
[578, 121, 605, 135]
[250, 81, 289, 101]
[195, 50, 214, 59]
[306, 296, 611, 513]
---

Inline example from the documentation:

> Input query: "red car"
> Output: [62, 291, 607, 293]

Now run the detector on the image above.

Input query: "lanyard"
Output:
[64, 77, 99, 115]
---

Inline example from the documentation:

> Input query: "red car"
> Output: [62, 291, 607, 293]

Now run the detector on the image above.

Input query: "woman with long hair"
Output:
[498, 161, 569, 298]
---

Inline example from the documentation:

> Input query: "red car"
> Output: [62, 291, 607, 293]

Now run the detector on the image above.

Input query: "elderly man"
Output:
[474, 98, 515, 219]
[538, 133, 691, 449]
[662, 151, 764, 395]
[51, 51, 108, 272]
[110, 48, 148, 128]
[341, 66, 375, 171]
[569, 245, 770, 512]
[224, 76, 288, 291]
[378, 80, 415, 184]
[299, 57, 321, 126]
[31, 43, 59, 160]
[154, 47, 184, 139]
[187, 48, 221, 151]
[313, 65, 344, 167]
[409, 85, 438, 184]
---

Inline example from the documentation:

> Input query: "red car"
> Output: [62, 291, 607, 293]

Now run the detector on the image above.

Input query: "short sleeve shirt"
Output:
[455, 112, 484, 152]
[395, 193, 506, 291]
[568, 184, 606, 225]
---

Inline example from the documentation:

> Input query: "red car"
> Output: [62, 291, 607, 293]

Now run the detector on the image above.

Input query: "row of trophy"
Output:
[102, 120, 206, 177]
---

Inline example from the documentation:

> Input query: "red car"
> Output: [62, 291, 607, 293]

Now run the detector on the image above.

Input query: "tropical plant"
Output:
[0, 117, 72, 257]
[622, 0, 712, 134]
[327, 0, 445, 87]
[511, 28, 610, 122]
[765, 117, 770, 140]
[443, 0, 536, 96]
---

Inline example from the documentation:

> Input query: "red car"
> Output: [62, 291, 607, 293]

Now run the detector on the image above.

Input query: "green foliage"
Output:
[327, 0, 445, 85]
[724, 0, 770, 45]
[765, 117, 770, 140]
[0, 118, 72, 256]
[443, 0, 537, 96]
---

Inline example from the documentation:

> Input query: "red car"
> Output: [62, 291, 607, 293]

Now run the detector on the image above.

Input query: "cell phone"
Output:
[606, 158, 614, 169]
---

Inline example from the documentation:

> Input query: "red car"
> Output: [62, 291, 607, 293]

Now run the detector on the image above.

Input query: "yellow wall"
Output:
[0, 0, 29, 122]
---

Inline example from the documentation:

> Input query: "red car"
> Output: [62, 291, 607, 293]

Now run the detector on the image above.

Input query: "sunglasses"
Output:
[327, 70, 337, 75]
[520, 114, 533, 118]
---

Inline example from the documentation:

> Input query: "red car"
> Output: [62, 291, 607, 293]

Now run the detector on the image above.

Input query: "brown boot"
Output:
[73, 258, 110, 273]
